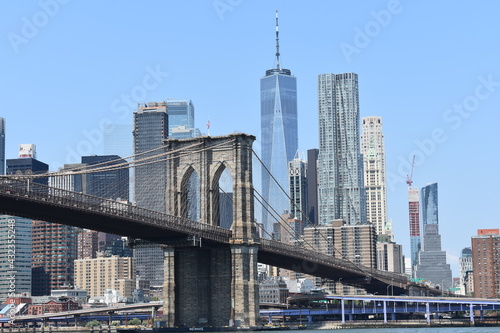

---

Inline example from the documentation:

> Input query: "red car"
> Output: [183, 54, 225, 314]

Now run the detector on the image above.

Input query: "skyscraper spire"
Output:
[275, 9, 281, 70]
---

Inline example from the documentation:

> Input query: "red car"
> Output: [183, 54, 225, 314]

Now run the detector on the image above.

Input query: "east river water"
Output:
[278, 329, 500, 332]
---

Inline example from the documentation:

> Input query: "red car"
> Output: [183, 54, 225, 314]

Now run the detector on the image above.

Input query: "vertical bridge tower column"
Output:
[229, 134, 259, 327]
[163, 134, 259, 328]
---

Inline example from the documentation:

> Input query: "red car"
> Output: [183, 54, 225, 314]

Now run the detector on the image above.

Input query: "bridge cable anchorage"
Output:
[252, 148, 378, 283]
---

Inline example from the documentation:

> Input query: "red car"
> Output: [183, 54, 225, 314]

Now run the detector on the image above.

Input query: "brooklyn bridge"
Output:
[0, 133, 435, 327]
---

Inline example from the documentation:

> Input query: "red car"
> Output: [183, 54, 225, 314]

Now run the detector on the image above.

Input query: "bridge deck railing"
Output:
[0, 178, 232, 243]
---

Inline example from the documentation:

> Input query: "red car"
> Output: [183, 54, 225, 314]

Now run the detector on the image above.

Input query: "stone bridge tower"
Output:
[163, 133, 259, 327]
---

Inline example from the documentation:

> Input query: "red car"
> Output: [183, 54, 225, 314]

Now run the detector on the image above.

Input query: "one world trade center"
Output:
[260, 11, 298, 235]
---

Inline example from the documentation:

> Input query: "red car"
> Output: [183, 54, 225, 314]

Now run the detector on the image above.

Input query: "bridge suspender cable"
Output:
[252, 148, 375, 281]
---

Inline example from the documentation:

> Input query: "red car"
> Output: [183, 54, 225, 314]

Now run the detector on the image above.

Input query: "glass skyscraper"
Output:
[260, 11, 298, 234]
[317, 73, 366, 226]
[421, 182, 439, 226]
[167, 100, 201, 139]
[414, 182, 452, 291]
[167, 100, 192, 133]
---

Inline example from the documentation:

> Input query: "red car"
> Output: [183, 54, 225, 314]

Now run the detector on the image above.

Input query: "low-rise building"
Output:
[259, 278, 289, 305]
[27, 299, 79, 315]
[51, 288, 88, 303]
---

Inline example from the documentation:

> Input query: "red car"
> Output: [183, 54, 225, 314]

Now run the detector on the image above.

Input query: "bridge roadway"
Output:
[7, 296, 500, 326]
[262, 295, 500, 324]
[1, 302, 163, 324]
[0, 178, 412, 294]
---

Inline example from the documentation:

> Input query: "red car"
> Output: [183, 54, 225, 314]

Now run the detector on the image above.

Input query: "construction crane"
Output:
[406, 155, 416, 186]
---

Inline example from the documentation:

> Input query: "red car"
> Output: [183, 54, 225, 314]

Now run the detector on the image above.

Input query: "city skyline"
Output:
[2, 2, 500, 276]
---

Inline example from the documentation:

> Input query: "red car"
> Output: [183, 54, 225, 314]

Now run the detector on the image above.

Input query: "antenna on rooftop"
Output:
[275, 9, 281, 70]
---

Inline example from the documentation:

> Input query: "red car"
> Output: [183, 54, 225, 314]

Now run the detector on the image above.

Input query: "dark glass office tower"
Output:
[260, 11, 298, 234]
[133, 101, 168, 290]
[81, 155, 129, 200]
[6, 157, 49, 186]
[133, 102, 168, 212]
[306, 149, 319, 226]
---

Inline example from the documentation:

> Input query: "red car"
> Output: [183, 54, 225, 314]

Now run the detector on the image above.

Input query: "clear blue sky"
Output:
[2, 1, 500, 277]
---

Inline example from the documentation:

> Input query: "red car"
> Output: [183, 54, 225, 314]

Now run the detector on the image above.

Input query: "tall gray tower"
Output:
[317, 73, 366, 225]
[288, 154, 307, 221]
[133, 102, 168, 212]
[260, 11, 298, 234]
[361, 116, 389, 236]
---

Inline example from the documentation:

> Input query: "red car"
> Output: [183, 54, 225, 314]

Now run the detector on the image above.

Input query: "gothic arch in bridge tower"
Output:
[179, 165, 200, 221]
[209, 162, 234, 228]
[176, 160, 236, 228]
